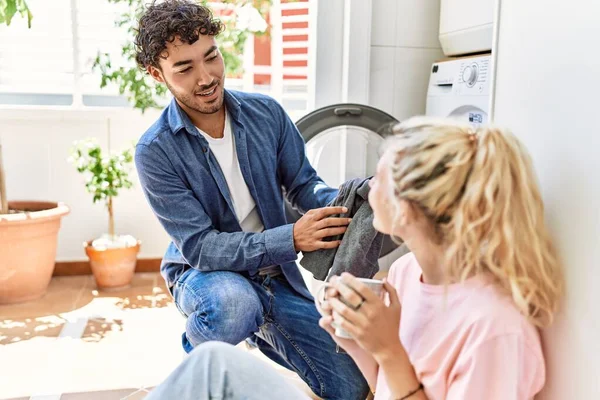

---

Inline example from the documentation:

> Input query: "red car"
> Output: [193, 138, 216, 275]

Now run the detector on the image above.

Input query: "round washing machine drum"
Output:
[287, 104, 400, 257]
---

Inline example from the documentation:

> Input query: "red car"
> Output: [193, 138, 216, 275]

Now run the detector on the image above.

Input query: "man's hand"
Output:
[293, 206, 351, 252]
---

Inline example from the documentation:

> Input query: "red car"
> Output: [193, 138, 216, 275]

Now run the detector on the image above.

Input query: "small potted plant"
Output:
[69, 138, 140, 290]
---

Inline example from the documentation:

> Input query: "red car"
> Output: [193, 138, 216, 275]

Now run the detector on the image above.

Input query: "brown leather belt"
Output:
[258, 265, 282, 277]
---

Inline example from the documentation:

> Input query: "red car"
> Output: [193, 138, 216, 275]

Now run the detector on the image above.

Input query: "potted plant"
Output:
[0, 1, 71, 305]
[0, 145, 70, 304]
[69, 138, 140, 290]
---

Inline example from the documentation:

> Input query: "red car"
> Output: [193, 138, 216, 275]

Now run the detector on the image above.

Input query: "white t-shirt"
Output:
[196, 111, 264, 233]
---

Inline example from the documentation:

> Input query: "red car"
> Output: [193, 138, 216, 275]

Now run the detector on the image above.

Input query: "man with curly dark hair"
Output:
[134, 1, 368, 398]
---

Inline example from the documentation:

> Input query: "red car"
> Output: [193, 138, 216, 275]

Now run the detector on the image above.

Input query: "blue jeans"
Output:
[172, 269, 369, 400]
[146, 341, 310, 400]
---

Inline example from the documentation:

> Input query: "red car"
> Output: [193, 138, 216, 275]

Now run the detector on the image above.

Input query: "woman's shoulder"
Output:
[459, 281, 543, 354]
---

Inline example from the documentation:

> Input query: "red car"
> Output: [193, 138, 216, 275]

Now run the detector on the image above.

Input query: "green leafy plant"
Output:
[0, 0, 32, 27]
[69, 139, 135, 238]
[93, 0, 273, 112]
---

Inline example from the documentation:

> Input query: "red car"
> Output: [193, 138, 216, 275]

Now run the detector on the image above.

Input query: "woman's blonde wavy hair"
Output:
[383, 116, 563, 327]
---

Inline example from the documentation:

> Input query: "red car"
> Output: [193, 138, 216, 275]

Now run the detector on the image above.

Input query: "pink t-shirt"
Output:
[374, 253, 546, 400]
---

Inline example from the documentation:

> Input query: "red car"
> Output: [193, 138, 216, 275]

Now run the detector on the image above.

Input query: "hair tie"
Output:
[467, 128, 478, 144]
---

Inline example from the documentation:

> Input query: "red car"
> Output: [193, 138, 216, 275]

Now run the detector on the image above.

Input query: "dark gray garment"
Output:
[299, 177, 384, 281]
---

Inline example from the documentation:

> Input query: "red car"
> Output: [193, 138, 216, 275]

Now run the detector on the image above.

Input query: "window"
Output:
[0, 0, 315, 117]
[76, 0, 131, 107]
[0, 0, 75, 105]
[0, 0, 130, 106]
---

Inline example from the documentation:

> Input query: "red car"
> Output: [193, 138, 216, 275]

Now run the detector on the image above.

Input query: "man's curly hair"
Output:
[135, 0, 225, 70]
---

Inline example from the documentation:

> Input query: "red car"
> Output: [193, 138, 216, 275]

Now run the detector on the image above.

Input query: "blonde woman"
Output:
[320, 116, 563, 399]
[146, 117, 562, 400]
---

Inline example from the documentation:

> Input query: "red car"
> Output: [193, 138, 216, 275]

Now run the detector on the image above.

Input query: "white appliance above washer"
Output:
[426, 54, 491, 126]
[439, 0, 494, 56]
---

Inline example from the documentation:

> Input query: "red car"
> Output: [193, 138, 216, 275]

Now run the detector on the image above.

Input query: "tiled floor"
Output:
[0, 273, 316, 400]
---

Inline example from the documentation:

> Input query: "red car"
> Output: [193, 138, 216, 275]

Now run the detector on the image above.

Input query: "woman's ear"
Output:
[399, 200, 429, 227]
[397, 200, 412, 227]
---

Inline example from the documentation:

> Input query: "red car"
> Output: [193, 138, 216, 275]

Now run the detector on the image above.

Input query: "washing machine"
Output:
[288, 104, 405, 282]
[439, 0, 494, 56]
[426, 54, 491, 126]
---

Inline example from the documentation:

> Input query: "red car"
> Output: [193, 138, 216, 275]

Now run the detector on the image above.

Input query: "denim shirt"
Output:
[135, 90, 337, 299]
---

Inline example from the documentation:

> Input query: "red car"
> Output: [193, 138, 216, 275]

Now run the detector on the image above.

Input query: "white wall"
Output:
[369, 0, 444, 120]
[493, 1, 600, 398]
[314, 0, 345, 107]
[314, 0, 372, 106]
[0, 108, 171, 261]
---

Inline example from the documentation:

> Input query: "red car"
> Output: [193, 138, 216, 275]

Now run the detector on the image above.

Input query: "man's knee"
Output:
[180, 272, 263, 346]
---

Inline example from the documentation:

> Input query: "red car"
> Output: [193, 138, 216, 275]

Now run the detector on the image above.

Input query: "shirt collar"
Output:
[167, 89, 242, 136]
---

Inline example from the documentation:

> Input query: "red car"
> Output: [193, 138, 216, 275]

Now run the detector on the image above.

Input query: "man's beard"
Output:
[165, 77, 224, 115]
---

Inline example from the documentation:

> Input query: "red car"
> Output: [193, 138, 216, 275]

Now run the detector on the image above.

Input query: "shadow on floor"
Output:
[112, 291, 172, 311]
[0, 315, 125, 345]
[0, 274, 173, 346]
[80, 276, 172, 311]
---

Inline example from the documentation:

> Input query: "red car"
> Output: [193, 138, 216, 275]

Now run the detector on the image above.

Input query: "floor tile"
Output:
[152, 276, 171, 309]
[0, 275, 90, 320]
[122, 389, 150, 400]
[153, 275, 168, 293]
[80, 316, 125, 343]
[0, 273, 182, 399]
[0, 314, 65, 345]
[55, 307, 183, 393]
[60, 388, 141, 400]
[73, 273, 166, 312]
[0, 275, 91, 346]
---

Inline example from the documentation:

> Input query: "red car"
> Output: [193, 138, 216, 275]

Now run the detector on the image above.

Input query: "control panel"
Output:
[428, 54, 491, 96]
[458, 57, 489, 93]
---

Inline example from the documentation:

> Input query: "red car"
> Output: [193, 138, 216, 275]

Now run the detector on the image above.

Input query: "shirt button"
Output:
[202, 147, 207, 153]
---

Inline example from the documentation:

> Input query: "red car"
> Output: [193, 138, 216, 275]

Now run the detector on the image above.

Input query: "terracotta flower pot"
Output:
[0, 201, 70, 304]
[84, 240, 141, 290]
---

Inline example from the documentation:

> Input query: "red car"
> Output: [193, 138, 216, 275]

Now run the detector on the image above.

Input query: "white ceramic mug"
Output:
[315, 278, 384, 339]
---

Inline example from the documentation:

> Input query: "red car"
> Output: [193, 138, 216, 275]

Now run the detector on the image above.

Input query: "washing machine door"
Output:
[288, 104, 400, 257]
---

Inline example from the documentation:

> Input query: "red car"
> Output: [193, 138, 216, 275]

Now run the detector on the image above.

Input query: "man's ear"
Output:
[147, 65, 165, 83]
